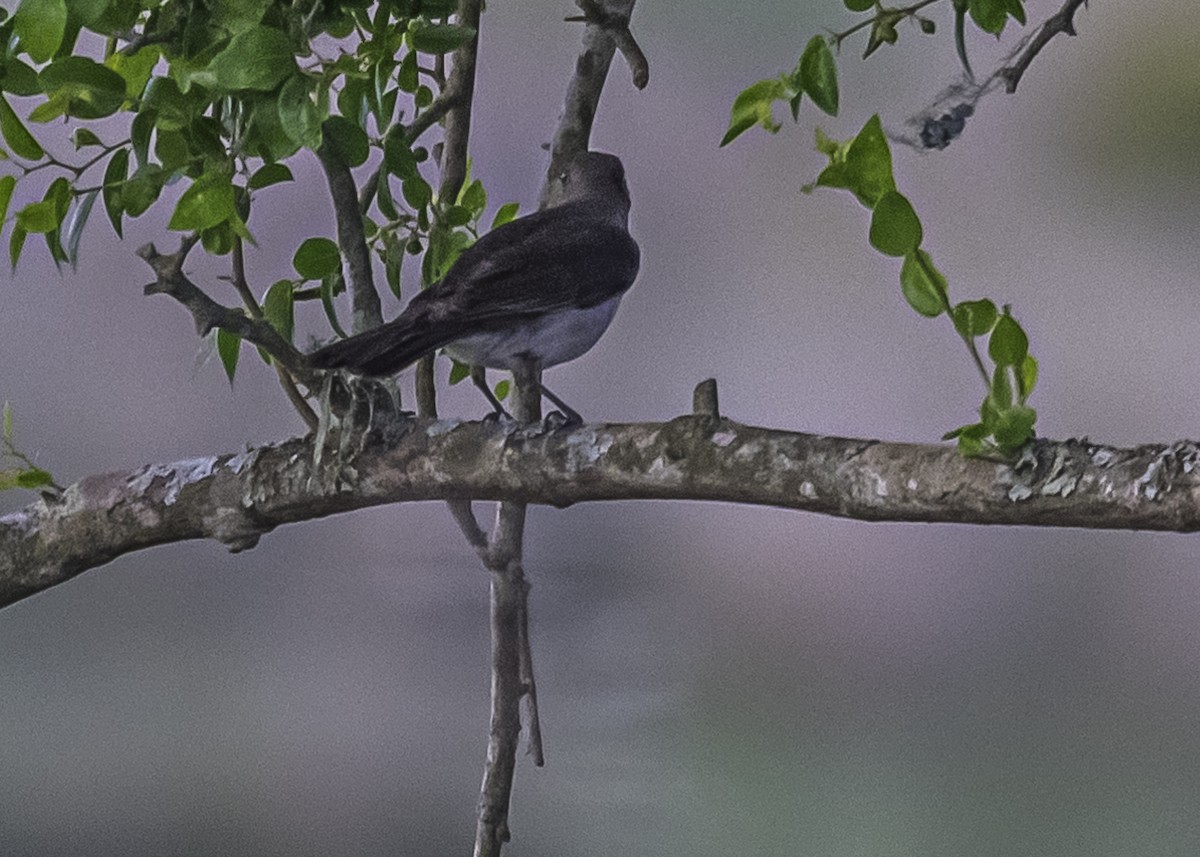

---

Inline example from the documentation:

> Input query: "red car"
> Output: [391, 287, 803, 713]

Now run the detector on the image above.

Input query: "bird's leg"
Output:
[539, 383, 582, 428]
[470, 364, 512, 421]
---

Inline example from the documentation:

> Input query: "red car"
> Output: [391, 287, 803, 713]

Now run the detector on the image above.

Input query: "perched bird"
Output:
[308, 151, 639, 421]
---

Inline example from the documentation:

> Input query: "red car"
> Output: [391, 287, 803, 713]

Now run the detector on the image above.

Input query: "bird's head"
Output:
[553, 151, 631, 221]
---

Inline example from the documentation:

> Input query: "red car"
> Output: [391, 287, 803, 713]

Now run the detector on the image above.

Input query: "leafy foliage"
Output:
[0, 401, 56, 493]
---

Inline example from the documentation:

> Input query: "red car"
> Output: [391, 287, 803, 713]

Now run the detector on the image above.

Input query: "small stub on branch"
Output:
[692, 378, 720, 420]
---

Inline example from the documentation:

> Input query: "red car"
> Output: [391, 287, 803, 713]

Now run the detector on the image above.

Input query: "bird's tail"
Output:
[307, 316, 450, 377]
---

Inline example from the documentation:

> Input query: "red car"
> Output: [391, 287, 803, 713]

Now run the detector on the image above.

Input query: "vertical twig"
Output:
[317, 137, 383, 334]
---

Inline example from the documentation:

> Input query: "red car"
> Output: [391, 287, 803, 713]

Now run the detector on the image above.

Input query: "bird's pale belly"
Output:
[443, 296, 623, 370]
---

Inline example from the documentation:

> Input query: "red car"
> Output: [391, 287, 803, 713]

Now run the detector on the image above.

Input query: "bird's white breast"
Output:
[444, 296, 623, 370]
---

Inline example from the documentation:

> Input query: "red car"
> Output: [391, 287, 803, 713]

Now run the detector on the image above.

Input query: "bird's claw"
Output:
[543, 409, 581, 431]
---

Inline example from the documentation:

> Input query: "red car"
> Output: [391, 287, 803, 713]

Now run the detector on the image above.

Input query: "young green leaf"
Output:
[0, 175, 16, 230]
[951, 299, 998, 338]
[449, 360, 470, 385]
[491, 202, 519, 229]
[262, 280, 295, 343]
[37, 56, 127, 119]
[815, 114, 895, 207]
[168, 172, 236, 232]
[493, 379, 511, 402]
[1018, 354, 1038, 400]
[216, 328, 241, 383]
[869, 190, 922, 257]
[797, 36, 838, 116]
[9, 224, 27, 270]
[990, 404, 1036, 451]
[293, 237, 341, 280]
[720, 78, 786, 147]
[101, 148, 128, 237]
[899, 249, 947, 317]
[16, 200, 60, 233]
[988, 313, 1028, 366]
[320, 273, 348, 339]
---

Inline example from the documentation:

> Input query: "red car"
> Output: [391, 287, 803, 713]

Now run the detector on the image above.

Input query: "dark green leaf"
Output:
[277, 74, 323, 147]
[15, 467, 54, 489]
[121, 165, 163, 217]
[72, 127, 103, 149]
[210, 26, 296, 91]
[37, 56, 126, 119]
[990, 404, 1036, 451]
[101, 148, 128, 237]
[869, 190, 922, 256]
[9, 224, 27, 270]
[988, 313, 1028, 366]
[951, 299, 997, 338]
[262, 279, 295, 343]
[798, 35, 838, 116]
[12, 0, 67, 63]
[320, 273, 348, 338]
[383, 235, 402, 299]
[397, 49, 418, 92]
[383, 126, 418, 178]
[448, 360, 470, 385]
[0, 94, 44, 160]
[899, 249, 946, 317]
[0, 175, 16, 229]
[168, 172, 235, 231]
[443, 204, 471, 227]
[402, 173, 432, 210]
[815, 114, 895, 207]
[0, 58, 41, 96]
[130, 109, 153, 167]
[843, 0, 874, 10]
[491, 202, 519, 228]
[459, 178, 486, 214]
[410, 23, 476, 54]
[322, 116, 369, 167]
[216, 327, 241, 383]
[248, 163, 294, 190]
[293, 236, 341, 280]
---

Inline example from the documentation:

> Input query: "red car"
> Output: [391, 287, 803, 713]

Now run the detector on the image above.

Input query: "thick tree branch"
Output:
[6, 385, 1200, 610]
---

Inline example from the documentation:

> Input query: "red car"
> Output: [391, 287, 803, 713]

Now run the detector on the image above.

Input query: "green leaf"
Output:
[248, 163, 294, 190]
[210, 26, 296, 92]
[277, 74, 323, 147]
[448, 360, 470, 385]
[0, 94, 44, 161]
[383, 125, 418, 178]
[320, 272, 348, 338]
[1018, 354, 1038, 400]
[383, 234, 402, 299]
[443, 204, 472, 227]
[168, 172, 236, 232]
[15, 467, 54, 489]
[216, 328, 241, 383]
[293, 237, 341, 280]
[899, 249, 947, 317]
[459, 178, 486, 215]
[869, 190, 922, 257]
[844, 0, 874, 10]
[493, 379, 511, 402]
[397, 50, 418, 93]
[951, 299, 997, 338]
[0, 58, 41, 97]
[797, 36, 838, 116]
[322, 116, 369, 167]
[0, 175, 16, 229]
[990, 365, 1013, 410]
[72, 128, 104, 149]
[16, 200, 59, 233]
[990, 404, 1036, 451]
[262, 279, 295, 343]
[37, 56, 127, 119]
[402, 173, 432, 210]
[410, 23, 477, 54]
[491, 202, 519, 229]
[64, 189, 98, 271]
[9, 224, 27, 270]
[107, 44, 160, 99]
[988, 313, 1028, 366]
[815, 114, 895, 207]
[720, 78, 786, 147]
[101, 148, 128, 237]
[12, 0, 67, 63]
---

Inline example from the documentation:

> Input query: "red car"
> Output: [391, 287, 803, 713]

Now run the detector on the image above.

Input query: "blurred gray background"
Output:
[3, 1, 1200, 854]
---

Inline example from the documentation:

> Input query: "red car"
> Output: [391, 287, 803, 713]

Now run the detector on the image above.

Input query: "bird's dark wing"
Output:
[417, 200, 640, 329]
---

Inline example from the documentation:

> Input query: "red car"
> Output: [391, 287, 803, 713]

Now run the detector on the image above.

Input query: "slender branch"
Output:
[137, 240, 310, 380]
[998, 0, 1090, 93]
[317, 135, 383, 334]
[8, 382, 1200, 609]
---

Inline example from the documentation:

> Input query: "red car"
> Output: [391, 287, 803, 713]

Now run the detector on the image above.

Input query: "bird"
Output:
[308, 151, 639, 423]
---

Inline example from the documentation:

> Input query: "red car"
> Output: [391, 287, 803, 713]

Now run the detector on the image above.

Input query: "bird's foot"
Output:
[483, 405, 514, 424]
